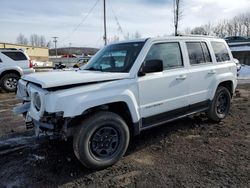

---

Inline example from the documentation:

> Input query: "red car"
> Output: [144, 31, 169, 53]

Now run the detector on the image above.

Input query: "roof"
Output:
[111, 35, 222, 45]
[0, 42, 48, 49]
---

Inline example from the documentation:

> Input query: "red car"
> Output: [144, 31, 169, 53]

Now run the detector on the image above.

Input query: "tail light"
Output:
[29, 60, 33, 68]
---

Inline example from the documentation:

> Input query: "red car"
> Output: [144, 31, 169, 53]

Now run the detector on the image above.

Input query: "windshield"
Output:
[84, 42, 145, 72]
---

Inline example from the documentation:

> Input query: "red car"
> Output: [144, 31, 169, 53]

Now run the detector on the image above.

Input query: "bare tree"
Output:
[46, 41, 52, 48]
[173, 0, 183, 36]
[30, 34, 40, 46]
[124, 33, 130, 40]
[133, 31, 142, 39]
[16, 33, 28, 45]
[188, 12, 250, 38]
[243, 13, 250, 36]
[232, 17, 239, 36]
[30, 34, 47, 47]
[123, 32, 142, 40]
[182, 27, 191, 35]
[191, 27, 207, 35]
[108, 35, 120, 43]
[203, 22, 214, 35]
[40, 35, 46, 47]
[213, 20, 228, 37]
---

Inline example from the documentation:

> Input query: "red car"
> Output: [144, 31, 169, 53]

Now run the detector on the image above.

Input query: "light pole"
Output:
[52, 37, 58, 58]
[103, 0, 107, 45]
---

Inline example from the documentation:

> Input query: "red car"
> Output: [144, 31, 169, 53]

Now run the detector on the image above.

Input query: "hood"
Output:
[22, 70, 130, 89]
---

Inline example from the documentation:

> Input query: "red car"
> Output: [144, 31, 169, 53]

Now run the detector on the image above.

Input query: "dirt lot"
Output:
[0, 84, 250, 188]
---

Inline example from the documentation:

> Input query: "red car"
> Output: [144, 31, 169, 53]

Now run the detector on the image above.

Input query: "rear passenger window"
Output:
[145, 42, 183, 70]
[211, 42, 230, 62]
[2, 52, 27, 61]
[0, 58, 2, 62]
[186, 42, 211, 65]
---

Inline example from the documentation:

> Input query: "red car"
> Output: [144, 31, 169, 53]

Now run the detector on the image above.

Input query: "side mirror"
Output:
[139, 59, 163, 76]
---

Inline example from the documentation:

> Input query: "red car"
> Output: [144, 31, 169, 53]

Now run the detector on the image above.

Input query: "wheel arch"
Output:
[211, 72, 237, 100]
[77, 101, 139, 136]
[217, 80, 234, 97]
[0, 69, 21, 78]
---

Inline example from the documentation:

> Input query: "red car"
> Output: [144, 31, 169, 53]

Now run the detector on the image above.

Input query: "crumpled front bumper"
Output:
[13, 103, 55, 137]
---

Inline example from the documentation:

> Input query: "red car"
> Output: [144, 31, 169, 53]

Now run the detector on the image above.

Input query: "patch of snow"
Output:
[238, 65, 250, 78]
[230, 46, 250, 52]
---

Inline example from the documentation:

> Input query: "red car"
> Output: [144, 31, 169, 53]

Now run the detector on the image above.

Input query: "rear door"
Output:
[138, 41, 189, 127]
[185, 41, 216, 106]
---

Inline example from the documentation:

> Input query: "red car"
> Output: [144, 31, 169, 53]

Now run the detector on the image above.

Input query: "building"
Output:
[227, 41, 250, 65]
[0, 42, 49, 61]
[49, 47, 99, 57]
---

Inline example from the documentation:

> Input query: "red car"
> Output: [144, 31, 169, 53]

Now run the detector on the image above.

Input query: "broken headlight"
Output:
[33, 92, 41, 111]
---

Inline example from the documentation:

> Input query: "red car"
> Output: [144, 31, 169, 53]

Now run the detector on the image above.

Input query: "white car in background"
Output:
[0, 48, 35, 92]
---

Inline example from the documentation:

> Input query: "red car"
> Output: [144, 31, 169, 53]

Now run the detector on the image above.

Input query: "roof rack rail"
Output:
[0, 48, 18, 50]
[177, 34, 218, 38]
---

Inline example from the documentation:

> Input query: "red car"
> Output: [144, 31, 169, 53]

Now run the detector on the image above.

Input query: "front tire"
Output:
[208, 86, 231, 122]
[0, 73, 20, 92]
[73, 111, 130, 170]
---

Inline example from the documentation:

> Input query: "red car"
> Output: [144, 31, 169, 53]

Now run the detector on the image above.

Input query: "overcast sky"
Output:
[0, 0, 249, 48]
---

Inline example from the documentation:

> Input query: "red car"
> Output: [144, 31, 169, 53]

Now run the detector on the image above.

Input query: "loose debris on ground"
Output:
[0, 84, 250, 187]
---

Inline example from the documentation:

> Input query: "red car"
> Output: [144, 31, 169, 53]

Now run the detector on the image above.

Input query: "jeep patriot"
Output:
[14, 36, 237, 169]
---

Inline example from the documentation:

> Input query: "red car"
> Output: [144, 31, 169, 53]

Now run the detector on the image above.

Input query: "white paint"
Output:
[16, 37, 237, 133]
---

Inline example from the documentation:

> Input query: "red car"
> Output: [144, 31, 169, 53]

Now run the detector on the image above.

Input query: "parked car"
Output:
[225, 36, 248, 41]
[0, 48, 35, 92]
[14, 36, 237, 169]
[61, 54, 77, 58]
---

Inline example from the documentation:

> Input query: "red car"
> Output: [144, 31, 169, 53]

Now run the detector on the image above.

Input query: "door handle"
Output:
[208, 70, 216, 74]
[176, 75, 187, 80]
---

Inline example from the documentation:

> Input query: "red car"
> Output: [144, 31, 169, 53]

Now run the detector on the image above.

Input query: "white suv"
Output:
[0, 48, 35, 92]
[15, 36, 237, 169]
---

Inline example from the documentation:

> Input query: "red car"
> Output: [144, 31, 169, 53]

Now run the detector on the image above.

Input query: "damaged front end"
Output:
[13, 79, 72, 139]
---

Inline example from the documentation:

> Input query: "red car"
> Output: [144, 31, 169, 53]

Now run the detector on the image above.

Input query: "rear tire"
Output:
[208, 86, 231, 122]
[0, 73, 20, 92]
[73, 111, 130, 170]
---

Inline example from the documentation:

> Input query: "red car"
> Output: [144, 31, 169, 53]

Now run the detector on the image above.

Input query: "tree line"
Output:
[16, 33, 51, 47]
[184, 13, 250, 37]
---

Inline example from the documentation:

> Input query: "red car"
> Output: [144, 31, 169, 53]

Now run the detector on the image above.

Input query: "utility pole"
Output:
[103, 0, 107, 45]
[52, 37, 58, 58]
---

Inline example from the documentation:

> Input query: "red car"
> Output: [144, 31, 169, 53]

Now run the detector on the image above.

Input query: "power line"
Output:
[109, 3, 125, 37]
[61, 0, 100, 43]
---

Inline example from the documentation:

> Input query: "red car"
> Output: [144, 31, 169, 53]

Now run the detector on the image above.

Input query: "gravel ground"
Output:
[0, 84, 250, 187]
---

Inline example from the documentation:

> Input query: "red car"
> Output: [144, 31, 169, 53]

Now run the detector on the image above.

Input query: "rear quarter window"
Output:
[0, 57, 2, 62]
[2, 52, 27, 61]
[211, 42, 230, 62]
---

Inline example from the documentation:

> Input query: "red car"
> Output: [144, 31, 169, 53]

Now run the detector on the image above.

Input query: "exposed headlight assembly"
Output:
[33, 92, 41, 111]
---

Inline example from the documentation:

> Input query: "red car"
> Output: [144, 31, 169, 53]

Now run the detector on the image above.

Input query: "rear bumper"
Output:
[22, 68, 35, 75]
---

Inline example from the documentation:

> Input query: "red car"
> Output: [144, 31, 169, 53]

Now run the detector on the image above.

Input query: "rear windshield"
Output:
[2, 51, 27, 61]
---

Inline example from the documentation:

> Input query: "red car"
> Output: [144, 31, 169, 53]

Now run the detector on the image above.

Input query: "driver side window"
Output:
[145, 42, 183, 70]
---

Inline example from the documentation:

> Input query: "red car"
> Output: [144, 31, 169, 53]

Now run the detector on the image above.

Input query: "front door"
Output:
[138, 42, 189, 128]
